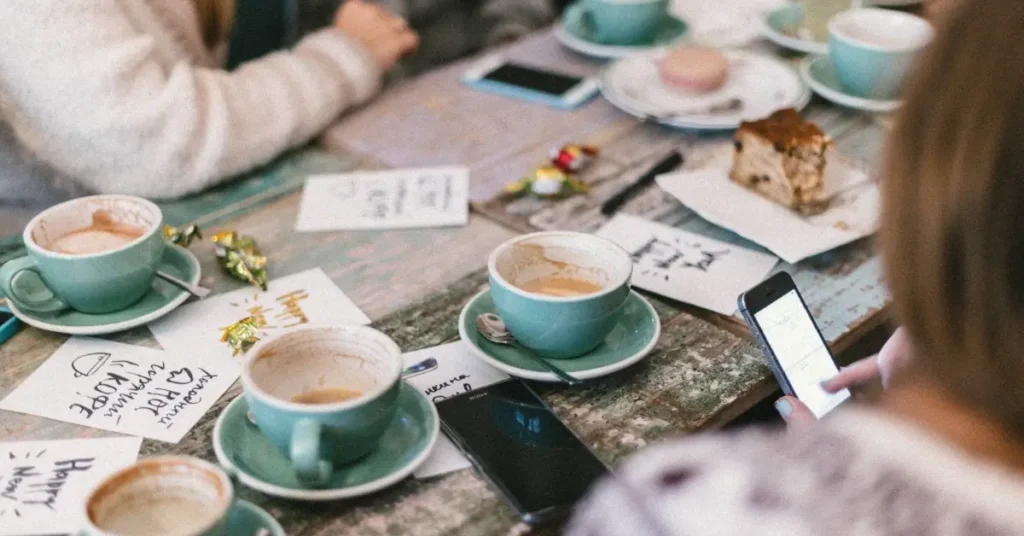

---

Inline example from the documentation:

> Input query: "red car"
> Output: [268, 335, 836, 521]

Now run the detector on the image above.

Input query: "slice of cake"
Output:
[729, 108, 829, 215]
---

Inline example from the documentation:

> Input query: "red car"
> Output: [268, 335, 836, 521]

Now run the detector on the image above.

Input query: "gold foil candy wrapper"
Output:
[220, 315, 261, 356]
[163, 224, 202, 247]
[213, 231, 268, 290]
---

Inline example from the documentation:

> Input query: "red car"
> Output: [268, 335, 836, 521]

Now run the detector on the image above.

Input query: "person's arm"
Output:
[0, 0, 384, 199]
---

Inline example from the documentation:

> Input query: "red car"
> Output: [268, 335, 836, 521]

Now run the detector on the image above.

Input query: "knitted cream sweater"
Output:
[0, 0, 381, 200]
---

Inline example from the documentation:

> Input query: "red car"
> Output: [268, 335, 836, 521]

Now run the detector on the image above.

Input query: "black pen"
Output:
[600, 151, 684, 217]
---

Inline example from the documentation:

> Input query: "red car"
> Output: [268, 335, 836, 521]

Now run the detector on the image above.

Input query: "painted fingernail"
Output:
[774, 399, 793, 418]
[820, 378, 834, 388]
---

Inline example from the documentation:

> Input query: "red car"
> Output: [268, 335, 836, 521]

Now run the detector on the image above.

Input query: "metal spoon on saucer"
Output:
[156, 270, 211, 299]
[475, 313, 583, 386]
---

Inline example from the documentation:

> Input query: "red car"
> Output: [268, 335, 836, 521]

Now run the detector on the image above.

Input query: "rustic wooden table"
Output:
[0, 29, 891, 536]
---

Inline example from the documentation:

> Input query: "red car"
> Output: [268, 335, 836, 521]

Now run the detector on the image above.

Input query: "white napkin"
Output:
[656, 146, 879, 264]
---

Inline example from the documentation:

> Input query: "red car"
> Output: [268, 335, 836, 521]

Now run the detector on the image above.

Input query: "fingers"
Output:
[821, 355, 880, 393]
[775, 396, 817, 428]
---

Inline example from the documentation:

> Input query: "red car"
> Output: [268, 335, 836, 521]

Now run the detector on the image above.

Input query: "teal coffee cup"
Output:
[828, 8, 933, 100]
[0, 195, 165, 314]
[242, 325, 403, 487]
[563, 0, 669, 45]
[488, 232, 633, 358]
[79, 456, 234, 536]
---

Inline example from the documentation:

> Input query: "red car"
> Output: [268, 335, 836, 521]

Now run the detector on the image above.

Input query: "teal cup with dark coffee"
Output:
[0, 195, 164, 315]
[241, 325, 403, 487]
[563, 0, 669, 45]
[488, 232, 633, 359]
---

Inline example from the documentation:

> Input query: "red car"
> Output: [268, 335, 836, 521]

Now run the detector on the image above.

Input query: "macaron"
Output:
[659, 46, 729, 93]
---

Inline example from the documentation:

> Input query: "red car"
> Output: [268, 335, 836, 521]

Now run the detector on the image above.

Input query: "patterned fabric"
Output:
[568, 408, 1024, 536]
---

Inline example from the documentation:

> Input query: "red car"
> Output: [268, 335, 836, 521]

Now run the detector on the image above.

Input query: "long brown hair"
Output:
[193, 0, 235, 47]
[882, 0, 1024, 436]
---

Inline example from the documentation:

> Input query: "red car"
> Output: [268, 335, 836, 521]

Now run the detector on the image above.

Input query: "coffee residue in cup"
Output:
[516, 276, 605, 298]
[45, 210, 147, 255]
[291, 387, 363, 405]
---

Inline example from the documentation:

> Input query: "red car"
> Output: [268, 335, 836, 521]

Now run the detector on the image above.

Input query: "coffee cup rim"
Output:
[487, 231, 633, 303]
[82, 455, 233, 536]
[828, 8, 933, 53]
[24, 194, 162, 260]
[241, 325, 403, 413]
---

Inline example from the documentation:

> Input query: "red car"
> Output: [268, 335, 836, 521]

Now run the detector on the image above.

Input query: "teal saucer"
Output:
[800, 55, 901, 113]
[761, 4, 829, 55]
[556, 4, 688, 59]
[213, 384, 439, 501]
[227, 500, 285, 536]
[457, 289, 661, 382]
[4, 245, 200, 336]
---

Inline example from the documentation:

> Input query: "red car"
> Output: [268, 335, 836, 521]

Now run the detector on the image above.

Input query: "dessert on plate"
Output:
[659, 46, 729, 93]
[729, 108, 830, 215]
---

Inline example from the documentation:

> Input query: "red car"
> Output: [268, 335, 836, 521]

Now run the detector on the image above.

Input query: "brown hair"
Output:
[882, 0, 1024, 436]
[193, 0, 235, 47]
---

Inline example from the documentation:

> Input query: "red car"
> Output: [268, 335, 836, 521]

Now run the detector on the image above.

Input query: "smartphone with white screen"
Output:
[436, 379, 609, 525]
[461, 55, 600, 109]
[739, 272, 851, 417]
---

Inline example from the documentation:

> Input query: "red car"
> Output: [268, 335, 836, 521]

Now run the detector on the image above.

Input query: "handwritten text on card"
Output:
[0, 339, 237, 443]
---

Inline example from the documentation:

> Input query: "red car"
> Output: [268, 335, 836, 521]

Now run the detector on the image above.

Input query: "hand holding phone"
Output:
[739, 272, 851, 418]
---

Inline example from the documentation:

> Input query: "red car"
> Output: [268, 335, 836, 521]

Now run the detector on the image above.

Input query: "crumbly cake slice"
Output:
[729, 108, 830, 215]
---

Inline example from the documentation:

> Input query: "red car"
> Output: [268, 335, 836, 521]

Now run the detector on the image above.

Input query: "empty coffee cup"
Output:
[78, 456, 233, 536]
[828, 8, 933, 100]
[241, 325, 403, 487]
[488, 232, 633, 358]
[0, 195, 164, 314]
[563, 0, 669, 45]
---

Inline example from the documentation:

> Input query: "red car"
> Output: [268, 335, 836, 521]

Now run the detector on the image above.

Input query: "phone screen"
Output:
[0, 311, 12, 324]
[754, 290, 851, 417]
[436, 380, 607, 520]
[482, 64, 583, 97]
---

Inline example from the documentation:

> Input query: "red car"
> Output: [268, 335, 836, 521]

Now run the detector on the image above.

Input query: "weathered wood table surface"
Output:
[1, 28, 891, 536]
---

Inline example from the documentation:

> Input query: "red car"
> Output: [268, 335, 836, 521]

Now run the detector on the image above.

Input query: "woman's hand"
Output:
[776, 327, 912, 427]
[334, 0, 418, 71]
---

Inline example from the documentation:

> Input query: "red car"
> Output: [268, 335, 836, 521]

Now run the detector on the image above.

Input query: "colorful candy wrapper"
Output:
[212, 231, 268, 290]
[163, 224, 202, 247]
[507, 144, 597, 199]
[220, 315, 261, 356]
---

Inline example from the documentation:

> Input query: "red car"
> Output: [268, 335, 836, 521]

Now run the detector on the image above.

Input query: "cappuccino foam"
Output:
[44, 210, 146, 255]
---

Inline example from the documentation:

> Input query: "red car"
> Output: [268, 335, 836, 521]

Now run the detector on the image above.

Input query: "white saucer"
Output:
[601, 49, 811, 130]
[800, 56, 901, 113]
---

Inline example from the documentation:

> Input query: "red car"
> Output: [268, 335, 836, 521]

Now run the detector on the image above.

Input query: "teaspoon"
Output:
[475, 313, 583, 386]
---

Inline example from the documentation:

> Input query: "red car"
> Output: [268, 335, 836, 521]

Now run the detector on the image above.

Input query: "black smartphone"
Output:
[738, 272, 851, 417]
[436, 379, 609, 525]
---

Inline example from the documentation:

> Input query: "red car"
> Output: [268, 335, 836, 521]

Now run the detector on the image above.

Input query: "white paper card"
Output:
[149, 268, 370, 365]
[0, 338, 238, 443]
[295, 167, 470, 231]
[656, 147, 880, 264]
[0, 437, 142, 536]
[400, 342, 509, 479]
[596, 214, 778, 315]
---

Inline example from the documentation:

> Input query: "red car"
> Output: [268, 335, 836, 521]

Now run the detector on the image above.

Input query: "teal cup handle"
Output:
[0, 256, 69, 313]
[290, 419, 333, 486]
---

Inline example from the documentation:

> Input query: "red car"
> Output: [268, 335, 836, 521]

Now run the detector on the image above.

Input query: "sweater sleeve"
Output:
[0, 0, 381, 199]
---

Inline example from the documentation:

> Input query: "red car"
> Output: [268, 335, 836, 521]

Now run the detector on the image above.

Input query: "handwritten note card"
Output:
[596, 214, 778, 315]
[0, 338, 238, 443]
[401, 342, 509, 479]
[0, 437, 142, 536]
[149, 268, 370, 365]
[295, 167, 470, 231]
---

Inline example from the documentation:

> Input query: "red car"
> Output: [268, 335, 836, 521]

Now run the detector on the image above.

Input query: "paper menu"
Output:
[595, 214, 778, 315]
[295, 167, 470, 231]
[656, 147, 879, 264]
[400, 342, 510, 479]
[0, 437, 143, 536]
[0, 338, 238, 443]
[149, 268, 370, 365]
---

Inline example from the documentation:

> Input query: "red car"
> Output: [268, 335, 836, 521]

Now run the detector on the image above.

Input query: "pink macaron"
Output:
[659, 46, 729, 93]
